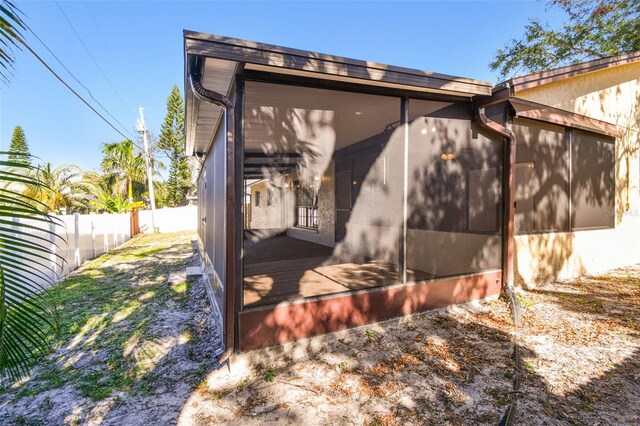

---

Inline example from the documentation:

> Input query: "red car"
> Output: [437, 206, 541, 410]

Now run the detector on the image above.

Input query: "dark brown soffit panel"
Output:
[509, 98, 622, 138]
[183, 30, 492, 96]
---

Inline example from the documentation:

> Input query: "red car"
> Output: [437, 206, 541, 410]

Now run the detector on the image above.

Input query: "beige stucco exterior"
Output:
[247, 162, 337, 248]
[513, 61, 640, 287]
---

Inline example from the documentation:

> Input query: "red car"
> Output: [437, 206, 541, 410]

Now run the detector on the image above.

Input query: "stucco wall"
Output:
[286, 161, 336, 248]
[249, 181, 286, 229]
[514, 62, 640, 286]
[247, 162, 337, 248]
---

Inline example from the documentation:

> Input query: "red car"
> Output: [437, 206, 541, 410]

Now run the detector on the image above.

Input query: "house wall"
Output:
[249, 181, 286, 229]
[197, 120, 226, 352]
[513, 62, 640, 286]
[246, 162, 336, 247]
[286, 161, 336, 248]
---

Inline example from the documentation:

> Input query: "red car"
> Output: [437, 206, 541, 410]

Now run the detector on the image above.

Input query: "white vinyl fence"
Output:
[11, 206, 196, 291]
[138, 205, 197, 234]
[16, 212, 131, 289]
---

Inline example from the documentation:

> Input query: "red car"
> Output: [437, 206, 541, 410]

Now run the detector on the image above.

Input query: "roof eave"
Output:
[183, 30, 493, 97]
[496, 50, 640, 93]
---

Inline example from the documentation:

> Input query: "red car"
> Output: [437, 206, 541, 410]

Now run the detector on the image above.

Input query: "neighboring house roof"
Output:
[495, 50, 640, 93]
[184, 30, 493, 156]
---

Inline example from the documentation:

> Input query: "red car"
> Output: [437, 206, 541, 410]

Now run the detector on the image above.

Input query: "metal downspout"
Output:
[474, 104, 522, 425]
[474, 105, 516, 288]
[189, 57, 236, 365]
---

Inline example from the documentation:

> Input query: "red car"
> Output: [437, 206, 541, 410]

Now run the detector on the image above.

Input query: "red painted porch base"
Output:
[238, 270, 502, 351]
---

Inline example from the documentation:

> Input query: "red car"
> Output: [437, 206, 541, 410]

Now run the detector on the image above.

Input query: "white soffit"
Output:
[189, 57, 237, 155]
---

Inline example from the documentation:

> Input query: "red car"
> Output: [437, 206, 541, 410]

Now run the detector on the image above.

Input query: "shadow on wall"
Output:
[514, 233, 576, 288]
[244, 96, 507, 306]
[514, 87, 639, 288]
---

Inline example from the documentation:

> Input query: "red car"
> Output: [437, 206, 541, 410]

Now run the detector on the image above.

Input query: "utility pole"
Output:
[136, 107, 157, 233]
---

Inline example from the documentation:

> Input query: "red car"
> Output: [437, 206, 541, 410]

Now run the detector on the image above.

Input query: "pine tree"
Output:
[159, 85, 191, 207]
[9, 125, 31, 165]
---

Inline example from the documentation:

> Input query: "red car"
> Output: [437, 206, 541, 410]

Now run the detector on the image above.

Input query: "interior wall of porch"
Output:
[286, 161, 336, 248]
[247, 161, 337, 248]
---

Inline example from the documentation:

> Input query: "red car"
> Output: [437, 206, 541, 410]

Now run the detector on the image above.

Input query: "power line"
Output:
[54, 0, 135, 116]
[81, 0, 141, 102]
[20, 41, 133, 143]
[27, 28, 135, 140]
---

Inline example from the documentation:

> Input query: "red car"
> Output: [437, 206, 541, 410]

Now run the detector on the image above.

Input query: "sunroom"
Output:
[184, 31, 618, 357]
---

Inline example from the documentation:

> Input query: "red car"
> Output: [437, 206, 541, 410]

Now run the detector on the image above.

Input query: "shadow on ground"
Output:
[1, 232, 638, 425]
[180, 265, 640, 425]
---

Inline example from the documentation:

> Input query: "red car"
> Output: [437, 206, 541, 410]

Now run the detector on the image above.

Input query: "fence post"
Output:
[121, 214, 125, 245]
[91, 214, 97, 258]
[74, 213, 80, 269]
[49, 220, 58, 284]
[103, 215, 109, 253]
[113, 216, 117, 248]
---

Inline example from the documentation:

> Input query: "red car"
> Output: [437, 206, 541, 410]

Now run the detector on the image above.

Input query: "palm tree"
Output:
[91, 193, 144, 213]
[100, 140, 146, 202]
[23, 163, 97, 214]
[0, 1, 26, 83]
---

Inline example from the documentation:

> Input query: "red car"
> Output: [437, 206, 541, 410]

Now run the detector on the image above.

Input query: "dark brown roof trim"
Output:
[509, 98, 622, 138]
[496, 51, 640, 93]
[184, 30, 493, 96]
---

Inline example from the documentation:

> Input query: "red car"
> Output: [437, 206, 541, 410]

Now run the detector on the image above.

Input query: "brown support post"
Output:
[223, 100, 237, 363]
[234, 71, 245, 351]
[400, 96, 409, 285]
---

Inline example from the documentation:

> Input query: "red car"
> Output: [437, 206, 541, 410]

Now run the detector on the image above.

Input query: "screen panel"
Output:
[242, 81, 403, 308]
[513, 118, 569, 234]
[571, 130, 615, 230]
[405, 99, 502, 281]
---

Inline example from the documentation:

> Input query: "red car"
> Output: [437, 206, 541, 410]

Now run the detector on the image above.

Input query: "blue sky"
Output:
[1, 1, 566, 172]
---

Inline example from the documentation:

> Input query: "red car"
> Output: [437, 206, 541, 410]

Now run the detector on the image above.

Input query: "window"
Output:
[255, 191, 261, 207]
[267, 187, 274, 207]
[513, 118, 614, 234]
[294, 179, 318, 229]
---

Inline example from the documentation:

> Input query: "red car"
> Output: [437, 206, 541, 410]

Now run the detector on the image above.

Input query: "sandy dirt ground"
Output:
[1, 232, 639, 425]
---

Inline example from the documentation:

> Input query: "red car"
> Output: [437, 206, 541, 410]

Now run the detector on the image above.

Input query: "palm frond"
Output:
[0, 151, 61, 382]
[0, 0, 27, 82]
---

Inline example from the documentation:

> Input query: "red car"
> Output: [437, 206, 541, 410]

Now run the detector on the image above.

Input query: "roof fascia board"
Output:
[477, 96, 621, 138]
[501, 51, 640, 92]
[512, 97, 621, 137]
[184, 31, 492, 96]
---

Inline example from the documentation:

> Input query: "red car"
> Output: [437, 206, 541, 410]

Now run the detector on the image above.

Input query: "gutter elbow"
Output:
[474, 103, 515, 143]
[189, 57, 234, 110]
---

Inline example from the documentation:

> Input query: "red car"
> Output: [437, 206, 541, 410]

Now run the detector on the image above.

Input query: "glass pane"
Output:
[571, 130, 615, 230]
[406, 99, 502, 281]
[513, 118, 569, 233]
